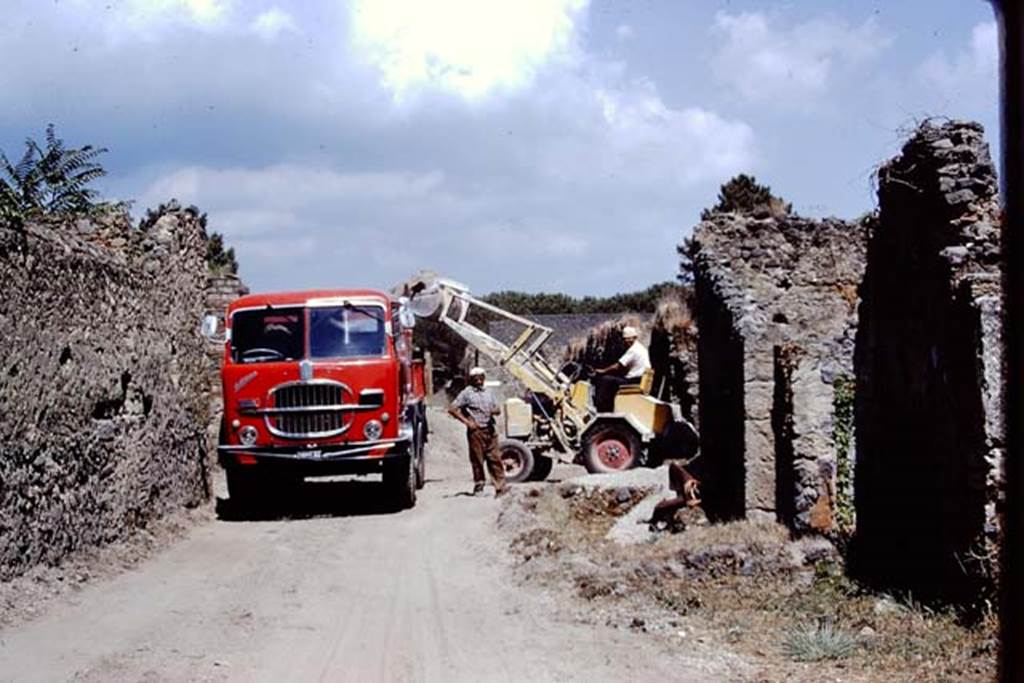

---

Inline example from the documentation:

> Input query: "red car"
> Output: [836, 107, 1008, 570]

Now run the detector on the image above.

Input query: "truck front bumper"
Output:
[218, 437, 411, 476]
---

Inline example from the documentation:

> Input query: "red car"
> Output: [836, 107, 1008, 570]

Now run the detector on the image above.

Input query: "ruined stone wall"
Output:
[691, 213, 867, 529]
[204, 273, 249, 449]
[0, 207, 211, 579]
[853, 121, 1002, 602]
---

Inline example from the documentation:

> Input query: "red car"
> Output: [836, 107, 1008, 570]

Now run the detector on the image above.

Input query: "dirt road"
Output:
[0, 409, 736, 682]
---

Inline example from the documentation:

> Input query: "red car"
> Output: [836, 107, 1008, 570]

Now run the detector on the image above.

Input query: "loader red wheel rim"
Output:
[595, 437, 632, 470]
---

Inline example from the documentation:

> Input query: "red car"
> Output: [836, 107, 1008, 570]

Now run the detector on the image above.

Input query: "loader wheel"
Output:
[528, 453, 554, 481]
[499, 439, 534, 483]
[582, 424, 641, 474]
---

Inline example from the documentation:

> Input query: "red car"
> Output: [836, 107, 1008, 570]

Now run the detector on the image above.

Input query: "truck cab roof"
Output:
[228, 288, 395, 312]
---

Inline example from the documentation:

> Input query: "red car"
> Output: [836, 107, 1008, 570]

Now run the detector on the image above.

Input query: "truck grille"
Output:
[269, 381, 354, 437]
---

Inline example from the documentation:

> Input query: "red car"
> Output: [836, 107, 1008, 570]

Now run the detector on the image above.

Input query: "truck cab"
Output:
[208, 288, 427, 510]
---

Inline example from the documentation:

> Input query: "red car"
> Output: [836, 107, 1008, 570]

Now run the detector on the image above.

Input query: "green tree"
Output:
[0, 124, 108, 221]
[206, 231, 239, 275]
[701, 173, 790, 219]
[480, 282, 685, 315]
[677, 236, 697, 285]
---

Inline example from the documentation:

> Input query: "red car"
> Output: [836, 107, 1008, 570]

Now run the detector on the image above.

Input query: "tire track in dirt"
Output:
[0, 409, 743, 682]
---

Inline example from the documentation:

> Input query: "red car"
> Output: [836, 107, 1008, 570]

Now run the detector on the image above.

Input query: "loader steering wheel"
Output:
[559, 361, 592, 383]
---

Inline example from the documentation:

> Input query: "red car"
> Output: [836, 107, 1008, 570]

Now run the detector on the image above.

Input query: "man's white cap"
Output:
[622, 326, 639, 338]
[469, 367, 486, 377]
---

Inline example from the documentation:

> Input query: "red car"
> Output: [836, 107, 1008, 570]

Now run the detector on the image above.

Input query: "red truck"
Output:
[204, 289, 428, 510]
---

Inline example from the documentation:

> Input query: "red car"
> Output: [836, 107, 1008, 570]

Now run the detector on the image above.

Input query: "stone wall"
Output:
[853, 120, 1002, 602]
[691, 212, 867, 529]
[204, 273, 249, 449]
[0, 206, 211, 579]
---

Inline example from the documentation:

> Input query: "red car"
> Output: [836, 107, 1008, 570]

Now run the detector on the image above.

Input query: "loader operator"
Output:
[592, 326, 650, 412]
[448, 367, 509, 497]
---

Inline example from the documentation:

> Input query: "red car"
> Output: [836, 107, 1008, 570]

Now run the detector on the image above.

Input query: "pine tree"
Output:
[701, 174, 791, 219]
[206, 232, 239, 274]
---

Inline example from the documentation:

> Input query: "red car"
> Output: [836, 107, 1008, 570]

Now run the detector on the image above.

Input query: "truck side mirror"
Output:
[397, 297, 416, 330]
[201, 314, 227, 344]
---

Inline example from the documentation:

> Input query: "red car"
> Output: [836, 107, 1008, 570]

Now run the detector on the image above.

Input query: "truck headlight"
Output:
[363, 420, 383, 441]
[239, 425, 259, 446]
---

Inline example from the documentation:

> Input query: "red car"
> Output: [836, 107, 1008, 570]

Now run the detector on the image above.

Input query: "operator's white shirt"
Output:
[618, 341, 650, 379]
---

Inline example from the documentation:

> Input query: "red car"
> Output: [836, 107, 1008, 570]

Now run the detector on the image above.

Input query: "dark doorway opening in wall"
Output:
[695, 287, 745, 520]
[773, 345, 796, 529]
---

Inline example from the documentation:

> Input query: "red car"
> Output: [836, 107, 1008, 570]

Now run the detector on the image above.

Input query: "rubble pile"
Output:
[648, 297, 698, 423]
[563, 314, 645, 371]
[0, 205, 212, 578]
[853, 120, 1003, 602]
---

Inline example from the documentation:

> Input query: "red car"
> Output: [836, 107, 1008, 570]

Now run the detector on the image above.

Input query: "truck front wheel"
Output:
[226, 468, 265, 513]
[384, 454, 417, 510]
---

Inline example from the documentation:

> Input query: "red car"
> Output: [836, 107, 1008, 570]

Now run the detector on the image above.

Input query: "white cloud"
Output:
[349, 0, 588, 102]
[592, 82, 755, 186]
[101, 0, 233, 32]
[919, 21, 998, 96]
[5, 1, 759, 296]
[136, 165, 445, 212]
[710, 11, 890, 104]
[616, 24, 634, 41]
[470, 223, 589, 258]
[251, 8, 298, 41]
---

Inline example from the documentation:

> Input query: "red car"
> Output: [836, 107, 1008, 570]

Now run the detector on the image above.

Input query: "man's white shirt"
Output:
[618, 341, 650, 379]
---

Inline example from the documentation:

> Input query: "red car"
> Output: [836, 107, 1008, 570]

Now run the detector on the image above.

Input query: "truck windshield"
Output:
[231, 308, 304, 363]
[309, 305, 386, 359]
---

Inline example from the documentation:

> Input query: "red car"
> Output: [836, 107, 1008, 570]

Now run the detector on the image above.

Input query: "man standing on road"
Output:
[592, 326, 650, 412]
[449, 367, 509, 497]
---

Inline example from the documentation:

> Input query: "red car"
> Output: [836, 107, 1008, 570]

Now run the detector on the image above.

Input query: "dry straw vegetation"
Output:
[502, 484, 997, 681]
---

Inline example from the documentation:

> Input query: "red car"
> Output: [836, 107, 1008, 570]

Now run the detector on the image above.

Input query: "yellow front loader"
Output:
[405, 277, 698, 481]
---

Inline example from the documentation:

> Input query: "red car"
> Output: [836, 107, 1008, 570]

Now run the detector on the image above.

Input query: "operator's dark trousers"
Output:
[467, 426, 507, 491]
[593, 375, 640, 413]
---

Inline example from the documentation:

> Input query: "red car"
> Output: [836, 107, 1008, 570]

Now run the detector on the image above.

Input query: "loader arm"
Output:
[413, 279, 592, 453]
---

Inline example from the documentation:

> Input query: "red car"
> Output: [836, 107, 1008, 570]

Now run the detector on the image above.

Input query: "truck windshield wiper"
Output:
[342, 301, 387, 323]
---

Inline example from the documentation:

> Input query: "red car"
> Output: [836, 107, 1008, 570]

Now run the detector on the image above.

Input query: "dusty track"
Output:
[0, 409, 736, 682]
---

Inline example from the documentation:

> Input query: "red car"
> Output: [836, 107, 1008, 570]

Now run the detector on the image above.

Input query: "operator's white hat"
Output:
[469, 366, 486, 377]
[622, 326, 639, 338]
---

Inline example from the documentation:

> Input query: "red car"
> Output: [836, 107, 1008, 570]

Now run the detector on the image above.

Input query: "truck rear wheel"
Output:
[499, 439, 534, 483]
[414, 421, 427, 490]
[581, 424, 641, 474]
[384, 454, 417, 510]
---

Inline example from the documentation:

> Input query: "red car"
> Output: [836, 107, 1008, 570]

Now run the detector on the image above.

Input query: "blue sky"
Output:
[0, 0, 1000, 296]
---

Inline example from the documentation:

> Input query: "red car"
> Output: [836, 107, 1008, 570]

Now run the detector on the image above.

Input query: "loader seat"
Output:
[616, 368, 655, 397]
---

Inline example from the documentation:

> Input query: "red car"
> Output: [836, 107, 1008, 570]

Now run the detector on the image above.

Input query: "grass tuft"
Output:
[782, 620, 857, 662]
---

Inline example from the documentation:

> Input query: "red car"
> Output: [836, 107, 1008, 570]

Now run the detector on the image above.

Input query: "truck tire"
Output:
[226, 468, 264, 514]
[581, 423, 641, 474]
[528, 453, 554, 481]
[499, 438, 534, 483]
[384, 454, 417, 510]
[414, 421, 427, 490]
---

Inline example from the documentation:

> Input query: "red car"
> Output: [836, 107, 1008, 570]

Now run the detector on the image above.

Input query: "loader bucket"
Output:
[402, 274, 469, 320]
